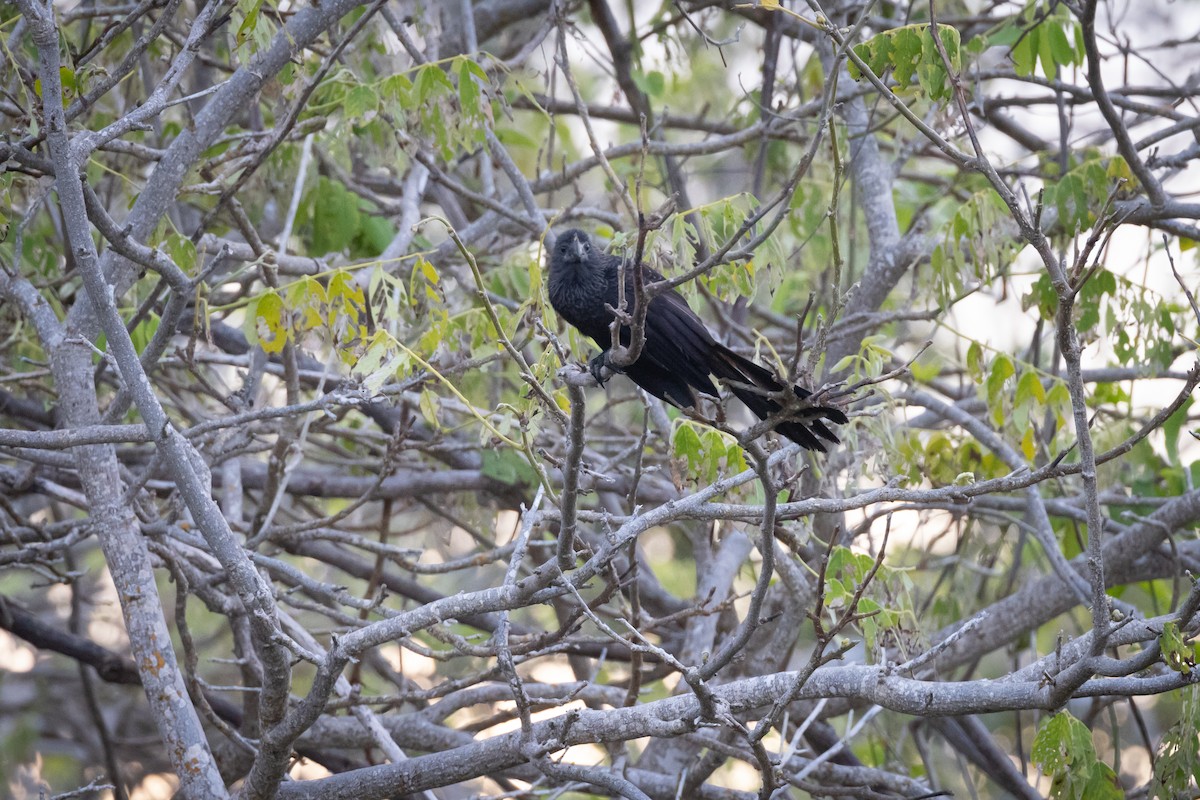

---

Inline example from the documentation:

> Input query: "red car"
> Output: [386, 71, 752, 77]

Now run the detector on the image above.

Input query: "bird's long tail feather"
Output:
[709, 346, 847, 452]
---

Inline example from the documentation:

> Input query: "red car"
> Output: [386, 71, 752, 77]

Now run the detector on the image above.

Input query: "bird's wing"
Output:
[626, 264, 721, 398]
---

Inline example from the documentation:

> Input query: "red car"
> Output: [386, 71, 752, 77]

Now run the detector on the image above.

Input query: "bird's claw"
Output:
[589, 353, 614, 386]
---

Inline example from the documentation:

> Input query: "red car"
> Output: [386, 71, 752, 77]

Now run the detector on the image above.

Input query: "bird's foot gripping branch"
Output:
[587, 351, 615, 387]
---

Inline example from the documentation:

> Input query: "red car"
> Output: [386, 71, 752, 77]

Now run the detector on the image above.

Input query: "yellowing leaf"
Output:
[247, 291, 287, 354]
[419, 388, 440, 429]
[1020, 427, 1036, 460]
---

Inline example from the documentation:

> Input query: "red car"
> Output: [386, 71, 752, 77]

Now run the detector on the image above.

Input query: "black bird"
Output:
[548, 229, 847, 452]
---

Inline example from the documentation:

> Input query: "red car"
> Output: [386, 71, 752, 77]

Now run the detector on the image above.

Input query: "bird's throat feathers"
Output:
[549, 234, 613, 328]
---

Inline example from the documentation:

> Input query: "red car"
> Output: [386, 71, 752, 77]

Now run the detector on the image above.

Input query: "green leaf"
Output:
[344, 84, 379, 121]
[481, 448, 539, 488]
[1011, 28, 1037, 76]
[850, 24, 960, 103]
[966, 341, 984, 383]
[725, 440, 748, 474]
[130, 312, 161, 356]
[1162, 397, 1194, 465]
[350, 329, 404, 392]
[1047, 23, 1075, 71]
[1015, 369, 1046, 407]
[1004, 5, 1083, 80]
[494, 126, 537, 149]
[459, 66, 480, 118]
[236, 0, 263, 48]
[329, 268, 367, 313]
[985, 353, 1015, 427]
[645, 70, 665, 97]
[673, 423, 703, 470]
[233, 0, 273, 54]
[380, 74, 413, 108]
[310, 178, 361, 255]
[930, 189, 1019, 303]
[1045, 156, 1132, 233]
[164, 233, 197, 275]
[1152, 685, 1200, 798]
[1032, 712, 1122, 800]
[419, 387, 440, 429]
[910, 356, 941, 383]
[1160, 621, 1197, 674]
[987, 18, 1024, 48]
[1045, 382, 1071, 425]
[1037, 18, 1059, 79]
[353, 215, 395, 258]
[414, 64, 440, 104]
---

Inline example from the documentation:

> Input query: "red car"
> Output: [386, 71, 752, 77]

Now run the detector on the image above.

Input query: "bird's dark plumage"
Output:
[548, 229, 847, 452]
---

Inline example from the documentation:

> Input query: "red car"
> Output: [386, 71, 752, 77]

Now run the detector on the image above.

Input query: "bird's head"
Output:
[553, 229, 594, 268]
